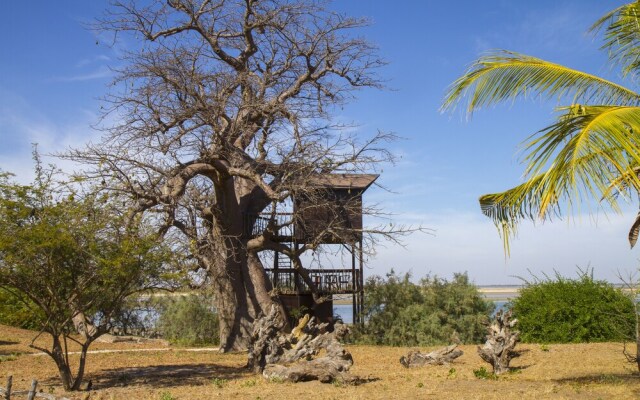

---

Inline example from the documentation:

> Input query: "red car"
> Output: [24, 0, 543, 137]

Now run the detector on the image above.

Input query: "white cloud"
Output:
[0, 92, 101, 182]
[53, 65, 113, 82]
[75, 54, 111, 68]
[364, 209, 640, 285]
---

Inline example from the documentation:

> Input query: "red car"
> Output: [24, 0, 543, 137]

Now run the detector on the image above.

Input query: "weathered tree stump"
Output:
[477, 309, 520, 375]
[247, 305, 358, 383]
[399, 344, 463, 367]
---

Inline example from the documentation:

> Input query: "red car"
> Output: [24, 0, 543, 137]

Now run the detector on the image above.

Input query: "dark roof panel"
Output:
[308, 174, 379, 190]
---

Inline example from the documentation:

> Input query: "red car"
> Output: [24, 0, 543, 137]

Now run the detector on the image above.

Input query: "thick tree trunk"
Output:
[210, 177, 286, 352]
[210, 248, 254, 352]
[70, 344, 91, 391]
[51, 336, 74, 391]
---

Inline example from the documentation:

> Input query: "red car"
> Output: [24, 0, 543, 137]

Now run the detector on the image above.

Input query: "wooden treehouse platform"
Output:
[243, 173, 379, 326]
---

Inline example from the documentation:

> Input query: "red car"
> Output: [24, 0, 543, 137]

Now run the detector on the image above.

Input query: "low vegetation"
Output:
[157, 294, 219, 347]
[354, 271, 494, 346]
[1, 323, 638, 400]
[0, 158, 182, 390]
[0, 287, 44, 330]
[511, 270, 635, 343]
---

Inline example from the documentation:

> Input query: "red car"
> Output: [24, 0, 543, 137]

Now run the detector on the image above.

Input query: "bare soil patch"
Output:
[1, 324, 639, 399]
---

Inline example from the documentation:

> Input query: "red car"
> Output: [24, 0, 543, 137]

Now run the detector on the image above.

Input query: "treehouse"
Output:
[248, 173, 378, 327]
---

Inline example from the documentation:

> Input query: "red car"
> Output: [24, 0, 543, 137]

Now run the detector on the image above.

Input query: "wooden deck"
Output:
[265, 268, 361, 295]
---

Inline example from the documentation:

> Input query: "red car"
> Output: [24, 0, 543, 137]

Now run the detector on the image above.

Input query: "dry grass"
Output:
[0, 324, 639, 400]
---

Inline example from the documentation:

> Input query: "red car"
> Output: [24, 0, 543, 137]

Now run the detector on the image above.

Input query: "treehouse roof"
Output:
[307, 174, 379, 191]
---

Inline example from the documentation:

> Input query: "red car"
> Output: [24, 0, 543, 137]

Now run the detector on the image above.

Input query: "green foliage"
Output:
[512, 270, 635, 343]
[0, 288, 45, 330]
[157, 294, 219, 346]
[0, 155, 184, 390]
[353, 271, 494, 346]
[211, 377, 227, 388]
[473, 366, 497, 380]
[0, 353, 18, 363]
[441, 3, 640, 254]
[288, 305, 309, 321]
[0, 164, 180, 337]
[159, 392, 178, 400]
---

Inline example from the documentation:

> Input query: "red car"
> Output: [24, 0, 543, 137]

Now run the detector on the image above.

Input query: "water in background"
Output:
[333, 300, 511, 324]
[492, 300, 509, 316]
[333, 304, 353, 324]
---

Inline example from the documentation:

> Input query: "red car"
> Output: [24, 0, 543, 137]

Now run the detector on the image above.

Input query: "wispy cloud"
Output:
[0, 91, 102, 181]
[365, 209, 640, 285]
[53, 65, 113, 82]
[471, 2, 603, 60]
[75, 54, 111, 68]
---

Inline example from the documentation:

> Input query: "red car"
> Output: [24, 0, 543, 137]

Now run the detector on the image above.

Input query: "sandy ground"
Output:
[1, 324, 639, 400]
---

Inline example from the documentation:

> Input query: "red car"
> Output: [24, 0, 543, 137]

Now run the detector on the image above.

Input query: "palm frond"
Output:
[629, 211, 640, 248]
[480, 174, 551, 256]
[591, 2, 640, 78]
[602, 164, 640, 200]
[480, 105, 640, 253]
[441, 51, 640, 114]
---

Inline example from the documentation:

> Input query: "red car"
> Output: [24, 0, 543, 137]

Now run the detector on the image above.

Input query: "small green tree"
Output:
[0, 287, 45, 330]
[0, 158, 181, 391]
[354, 271, 493, 346]
[511, 270, 635, 343]
[156, 294, 219, 346]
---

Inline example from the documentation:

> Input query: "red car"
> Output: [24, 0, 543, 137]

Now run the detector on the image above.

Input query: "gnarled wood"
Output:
[399, 344, 463, 368]
[477, 309, 520, 375]
[248, 305, 358, 383]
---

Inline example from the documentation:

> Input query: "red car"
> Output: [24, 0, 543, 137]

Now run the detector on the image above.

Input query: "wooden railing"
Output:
[265, 268, 361, 295]
[244, 212, 294, 240]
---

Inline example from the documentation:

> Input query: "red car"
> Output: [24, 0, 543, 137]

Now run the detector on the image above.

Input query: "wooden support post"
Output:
[351, 242, 356, 324]
[272, 250, 279, 289]
[357, 239, 364, 324]
[4, 375, 12, 400]
[26, 380, 37, 400]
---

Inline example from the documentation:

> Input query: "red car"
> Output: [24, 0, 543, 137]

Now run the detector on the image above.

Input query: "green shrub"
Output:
[0, 288, 46, 330]
[473, 366, 497, 380]
[353, 271, 494, 346]
[511, 270, 635, 343]
[156, 294, 219, 346]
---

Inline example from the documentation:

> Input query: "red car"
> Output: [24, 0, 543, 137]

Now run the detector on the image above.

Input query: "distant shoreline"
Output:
[478, 286, 520, 301]
[332, 286, 523, 305]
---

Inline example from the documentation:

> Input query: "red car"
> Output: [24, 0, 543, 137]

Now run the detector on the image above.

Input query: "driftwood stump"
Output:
[247, 305, 357, 383]
[477, 309, 520, 375]
[399, 344, 463, 367]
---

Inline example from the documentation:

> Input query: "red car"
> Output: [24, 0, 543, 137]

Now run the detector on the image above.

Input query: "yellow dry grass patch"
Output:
[0, 324, 639, 399]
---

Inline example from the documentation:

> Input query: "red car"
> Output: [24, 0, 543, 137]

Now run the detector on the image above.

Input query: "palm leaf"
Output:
[629, 211, 640, 248]
[480, 105, 640, 253]
[591, 2, 640, 78]
[441, 51, 640, 114]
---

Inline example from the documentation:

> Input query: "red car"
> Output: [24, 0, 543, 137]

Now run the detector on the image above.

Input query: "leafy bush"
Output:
[511, 270, 635, 343]
[0, 288, 46, 330]
[107, 296, 161, 337]
[353, 271, 494, 346]
[157, 294, 219, 346]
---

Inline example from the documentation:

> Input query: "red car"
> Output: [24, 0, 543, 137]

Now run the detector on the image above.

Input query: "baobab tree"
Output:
[69, 0, 405, 351]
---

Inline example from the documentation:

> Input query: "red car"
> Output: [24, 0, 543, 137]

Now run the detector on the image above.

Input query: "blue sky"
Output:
[1, 1, 639, 285]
